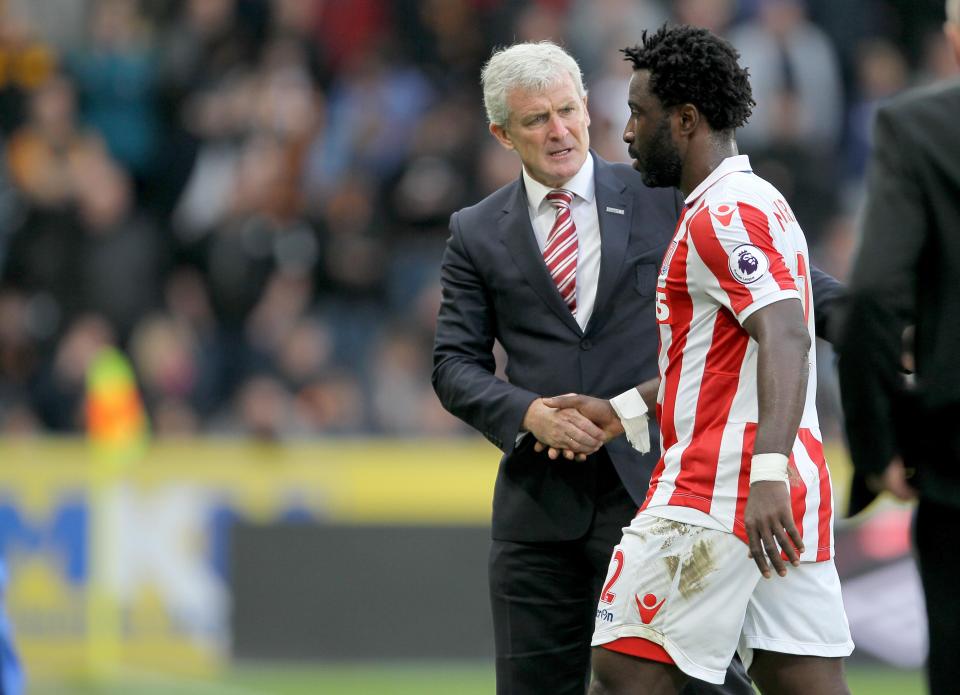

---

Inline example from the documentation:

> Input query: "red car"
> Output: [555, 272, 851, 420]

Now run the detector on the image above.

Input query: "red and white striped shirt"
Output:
[641, 155, 834, 562]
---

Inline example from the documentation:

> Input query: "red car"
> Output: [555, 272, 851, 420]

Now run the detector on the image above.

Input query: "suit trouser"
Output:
[915, 496, 960, 695]
[488, 455, 754, 695]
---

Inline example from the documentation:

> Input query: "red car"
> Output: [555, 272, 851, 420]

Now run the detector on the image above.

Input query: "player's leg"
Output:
[588, 647, 754, 695]
[591, 516, 760, 690]
[747, 652, 848, 695]
[589, 645, 687, 695]
[586, 464, 756, 695]
[738, 559, 853, 695]
[681, 656, 754, 695]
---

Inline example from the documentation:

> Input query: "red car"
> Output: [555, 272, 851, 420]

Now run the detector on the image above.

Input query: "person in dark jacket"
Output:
[838, 2, 960, 693]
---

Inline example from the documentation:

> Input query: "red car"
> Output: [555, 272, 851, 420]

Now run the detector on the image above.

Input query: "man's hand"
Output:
[744, 481, 804, 579]
[530, 394, 625, 460]
[522, 398, 605, 460]
[543, 394, 624, 440]
[866, 457, 917, 502]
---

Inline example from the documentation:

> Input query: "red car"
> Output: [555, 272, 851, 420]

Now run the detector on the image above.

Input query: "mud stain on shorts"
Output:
[678, 539, 716, 599]
[650, 519, 692, 537]
[660, 537, 717, 600]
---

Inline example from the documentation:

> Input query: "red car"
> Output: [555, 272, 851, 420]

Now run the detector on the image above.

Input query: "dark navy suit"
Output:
[433, 152, 842, 694]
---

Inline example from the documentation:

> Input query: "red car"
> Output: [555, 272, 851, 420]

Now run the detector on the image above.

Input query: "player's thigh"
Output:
[589, 646, 687, 695]
[748, 651, 849, 695]
[739, 559, 853, 671]
[740, 560, 853, 694]
[592, 515, 759, 685]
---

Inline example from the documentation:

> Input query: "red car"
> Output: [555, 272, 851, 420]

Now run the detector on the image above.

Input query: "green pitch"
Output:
[31, 662, 923, 694]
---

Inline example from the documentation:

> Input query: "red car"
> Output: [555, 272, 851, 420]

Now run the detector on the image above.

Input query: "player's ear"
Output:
[676, 103, 699, 137]
[490, 123, 515, 150]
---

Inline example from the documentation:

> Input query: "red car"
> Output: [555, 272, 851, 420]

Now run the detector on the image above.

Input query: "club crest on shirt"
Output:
[728, 244, 768, 284]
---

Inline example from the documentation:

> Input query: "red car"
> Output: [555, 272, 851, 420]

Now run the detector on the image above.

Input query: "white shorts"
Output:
[591, 513, 854, 684]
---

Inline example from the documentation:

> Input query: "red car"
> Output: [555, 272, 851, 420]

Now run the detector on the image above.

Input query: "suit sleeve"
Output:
[431, 211, 539, 452]
[809, 265, 846, 344]
[838, 106, 927, 477]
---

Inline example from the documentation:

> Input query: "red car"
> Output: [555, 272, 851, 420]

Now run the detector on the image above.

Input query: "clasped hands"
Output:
[523, 394, 625, 461]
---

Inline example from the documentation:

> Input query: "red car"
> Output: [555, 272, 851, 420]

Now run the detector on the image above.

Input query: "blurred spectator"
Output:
[229, 374, 302, 440]
[153, 0, 259, 214]
[586, 49, 637, 164]
[3, 76, 109, 337]
[370, 323, 438, 435]
[918, 26, 960, 82]
[0, 8, 58, 134]
[673, 0, 738, 35]
[5, 74, 104, 208]
[295, 370, 367, 434]
[398, 0, 491, 85]
[31, 314, 113, 430]
[74, 157, 163, 340]
[0, 0, 949, 441]
[315, 0, 389, 72]
[0, 290, 37, 430]
[845, 38, 910, 181]
[4, 0, 89, 51]
[567, 0, 668, 79]
[68, 0, 159, 184]
[730, 0, 844, 152]
[267, 0, 330, 88]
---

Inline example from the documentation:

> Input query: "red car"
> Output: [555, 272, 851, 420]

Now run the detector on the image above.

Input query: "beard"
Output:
[631, 116, 683, 189]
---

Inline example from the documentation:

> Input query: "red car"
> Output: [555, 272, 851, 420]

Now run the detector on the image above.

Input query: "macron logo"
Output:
[635, 593, 666, 624]
[711, 203, 735, 226]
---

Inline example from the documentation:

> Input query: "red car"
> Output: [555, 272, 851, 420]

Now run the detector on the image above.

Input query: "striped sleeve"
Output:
[687, 200, 799, 324]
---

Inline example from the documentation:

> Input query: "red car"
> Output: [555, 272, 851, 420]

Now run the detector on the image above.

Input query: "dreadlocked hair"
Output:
[622, 24, 755, 132]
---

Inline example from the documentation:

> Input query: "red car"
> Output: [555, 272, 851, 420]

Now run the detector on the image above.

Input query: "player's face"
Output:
[623, 71, 683, 189]
[489, 72, 591, 188]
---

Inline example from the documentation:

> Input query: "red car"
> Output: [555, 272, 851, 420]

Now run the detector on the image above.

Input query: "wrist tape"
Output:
[609, 391, 650, 454]
[750, 452, 789, 485]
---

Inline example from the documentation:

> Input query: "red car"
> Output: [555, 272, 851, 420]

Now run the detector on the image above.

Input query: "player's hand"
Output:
[542, 394, 625, 441]
[866, 457, 917, 502]
[523, 397, 605, 461]
[532, 394, 625, 461]
[744, 481, 804, 578]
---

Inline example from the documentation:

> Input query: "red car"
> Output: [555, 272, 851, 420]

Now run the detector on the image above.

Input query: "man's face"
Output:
[489, 72, 591, 188]
[623, 71, 683, 189]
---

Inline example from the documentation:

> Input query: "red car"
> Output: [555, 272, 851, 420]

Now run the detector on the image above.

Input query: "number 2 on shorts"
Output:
[600, 549, 625, 604]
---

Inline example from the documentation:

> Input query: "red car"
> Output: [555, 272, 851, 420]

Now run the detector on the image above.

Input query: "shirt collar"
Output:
[523, 152, 595, 217]
[683, 154, 752, 207]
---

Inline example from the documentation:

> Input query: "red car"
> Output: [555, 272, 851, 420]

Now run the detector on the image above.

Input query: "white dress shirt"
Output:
[522, 155, 601, 331]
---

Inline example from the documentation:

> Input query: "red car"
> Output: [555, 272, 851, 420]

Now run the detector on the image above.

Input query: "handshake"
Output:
[523, 394, 626, 462]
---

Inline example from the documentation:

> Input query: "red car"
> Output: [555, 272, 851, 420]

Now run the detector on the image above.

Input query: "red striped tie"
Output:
[544, 189, 578, 314]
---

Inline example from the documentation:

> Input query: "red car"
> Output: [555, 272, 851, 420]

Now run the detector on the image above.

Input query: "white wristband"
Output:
[610, 389, 650, 454]
[749, 453, 789, 485]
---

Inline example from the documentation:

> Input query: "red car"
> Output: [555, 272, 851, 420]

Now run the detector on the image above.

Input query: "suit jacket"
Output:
[839, 79, 960, 506]
[433, 152, 844, 542]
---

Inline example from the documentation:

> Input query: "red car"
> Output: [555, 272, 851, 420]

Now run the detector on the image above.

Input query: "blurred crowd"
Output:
[0, 0, 953, 440]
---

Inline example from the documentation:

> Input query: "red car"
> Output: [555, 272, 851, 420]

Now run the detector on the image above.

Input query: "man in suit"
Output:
[432, 40, 843, 695]
[838, 2, 960, 692]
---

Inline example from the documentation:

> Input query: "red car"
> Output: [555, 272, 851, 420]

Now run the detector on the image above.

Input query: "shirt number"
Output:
[655, 291, 670, 322]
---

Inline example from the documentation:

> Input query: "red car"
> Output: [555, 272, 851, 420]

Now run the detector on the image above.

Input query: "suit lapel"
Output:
[587, 156, 631, 334]
[499, 179, 583, 335]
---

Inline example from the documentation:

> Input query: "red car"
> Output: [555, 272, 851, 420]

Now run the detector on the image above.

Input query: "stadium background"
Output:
[0, 0, 945, 692]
